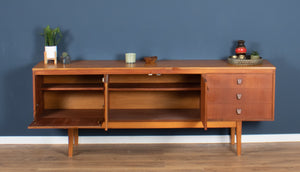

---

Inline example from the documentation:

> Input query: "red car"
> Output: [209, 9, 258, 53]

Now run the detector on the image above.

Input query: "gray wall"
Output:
[0, 0, 299, 136]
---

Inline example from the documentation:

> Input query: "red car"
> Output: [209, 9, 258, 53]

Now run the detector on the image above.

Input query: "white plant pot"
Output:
[45, 46, 57, 59]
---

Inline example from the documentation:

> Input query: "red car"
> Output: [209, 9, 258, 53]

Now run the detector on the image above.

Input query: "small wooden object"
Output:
[44, 51, 57, 64]
[144, 56, 157, 64]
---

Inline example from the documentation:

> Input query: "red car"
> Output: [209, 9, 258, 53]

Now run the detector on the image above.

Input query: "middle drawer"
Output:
[207, 88, 273, 104]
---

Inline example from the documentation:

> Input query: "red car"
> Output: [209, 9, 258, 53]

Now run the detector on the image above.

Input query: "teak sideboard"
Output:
[29, 60, 276, 157]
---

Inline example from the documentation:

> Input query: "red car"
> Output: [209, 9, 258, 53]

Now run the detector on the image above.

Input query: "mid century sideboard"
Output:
[29, 60, 276, 157]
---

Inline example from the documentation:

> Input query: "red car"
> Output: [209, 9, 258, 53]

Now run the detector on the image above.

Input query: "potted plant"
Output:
[42, 25, 62, 64]
[250, 51, 260, 60]
[60, 52, 71, 64]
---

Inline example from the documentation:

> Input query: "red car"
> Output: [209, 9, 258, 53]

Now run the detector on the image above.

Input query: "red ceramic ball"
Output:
[235, 47, 247, 54]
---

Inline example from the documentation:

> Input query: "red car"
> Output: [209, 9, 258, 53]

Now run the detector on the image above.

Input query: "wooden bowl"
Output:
[144, 56, 157, 64]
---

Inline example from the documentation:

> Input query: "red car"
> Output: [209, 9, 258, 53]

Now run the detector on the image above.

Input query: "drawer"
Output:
[207, 103, 273, 121]
[207, 88, 273, 104]
[206, 74, 273, 88]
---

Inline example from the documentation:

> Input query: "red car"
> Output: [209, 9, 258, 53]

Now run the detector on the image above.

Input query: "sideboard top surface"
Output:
[33, 60, 276, 74]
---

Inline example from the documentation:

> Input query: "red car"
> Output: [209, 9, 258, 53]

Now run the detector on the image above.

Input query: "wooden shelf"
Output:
[29, 109, 104, 129]
[109, 109, 201, 122]
[109, 83, 201, 91]
[42, 84, 104, 91]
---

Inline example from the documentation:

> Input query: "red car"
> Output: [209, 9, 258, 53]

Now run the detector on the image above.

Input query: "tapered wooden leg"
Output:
[104, 74, 109, 131]
[44, 52, 48, 64]
[68, 129, 74, 157]
[74, 129, 79, 146]
[231, 127, 236, 145]
[54, 52, 57, 64]
[236, 121, 242, 156]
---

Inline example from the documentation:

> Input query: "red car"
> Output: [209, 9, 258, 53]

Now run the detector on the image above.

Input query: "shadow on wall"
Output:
[59, 29, 74, 58]
[244, 56, 300, 134]
[2, 63, 66, 136]
[0, 27, 68, 136]
[34, 26, 74, 62]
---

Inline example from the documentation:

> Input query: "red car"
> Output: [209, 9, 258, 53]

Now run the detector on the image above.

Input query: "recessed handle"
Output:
[102, 77, 105, 83]
[156, 73, 161, 76]
[236, 108, 242, 115]
[236, 93, 242, 100]
[237, 78, 243, 85]
[148, 73, 153, 76]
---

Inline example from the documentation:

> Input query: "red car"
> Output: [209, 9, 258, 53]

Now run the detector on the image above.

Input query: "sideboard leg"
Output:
[236, 121, 242, 156]
[74, 129, 79, 146]
[230, 127, 236, 145]
[68, 129, 74, 157]
[103, 74, 109, 131]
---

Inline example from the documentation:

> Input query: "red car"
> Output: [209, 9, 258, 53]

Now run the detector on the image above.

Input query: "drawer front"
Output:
[207, 104, 273, 121]
[207, 88, 273, 104]
[206, 74, 273, 88]
[204, 73, 274, 121]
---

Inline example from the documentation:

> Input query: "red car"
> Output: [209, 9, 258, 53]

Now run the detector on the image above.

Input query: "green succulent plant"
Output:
[62, 52, 69, 58]
[251, 51, 259, 56]
[41, 25, 62, 46]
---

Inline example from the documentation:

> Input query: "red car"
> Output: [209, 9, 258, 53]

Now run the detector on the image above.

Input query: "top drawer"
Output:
[206, 74, 273, 88]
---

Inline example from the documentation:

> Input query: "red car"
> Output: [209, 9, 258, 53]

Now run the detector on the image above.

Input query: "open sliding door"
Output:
[201, 75, 207, 130]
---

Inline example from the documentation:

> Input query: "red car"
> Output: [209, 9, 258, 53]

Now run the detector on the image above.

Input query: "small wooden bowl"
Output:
[144, 56, 157, 64]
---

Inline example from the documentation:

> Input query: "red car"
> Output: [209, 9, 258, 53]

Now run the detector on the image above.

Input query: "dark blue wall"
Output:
[0, 0, 299, 136]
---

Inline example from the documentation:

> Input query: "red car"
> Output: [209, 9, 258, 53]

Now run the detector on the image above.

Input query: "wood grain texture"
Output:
[200, 75, 208, 130]
[207, 103, 273, 121]
[107, 121, 236, 129]
[206, 74, 273, 88]
[109, 74, 201, 83]
[30, 60, 276, 157]
[272, 70, 276, 120]
[68, 129, 73, 157]
[32, 60, 276, 75]
[108, 109, 201, 122]
[109, 91, 200, 109]
[43, 75, 103, 84]
[44, 91, 104, 109]
[231, 127, 235, 145]
[28, 109, 103, 129]
[236, 121, 242, 156]
[33, 60, 276, 70]
[109, 83, 201, 91]
[42, 83, 104, 91]
[104, 74, 109, 131]
[33, 75, 44, 120]
[0, 143, 299, 172]
[206, 88, 273, 103]
[205, 73, 275, 121]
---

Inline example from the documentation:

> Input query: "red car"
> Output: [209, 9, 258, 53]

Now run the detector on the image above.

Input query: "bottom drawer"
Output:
[207, 104, 273, 121]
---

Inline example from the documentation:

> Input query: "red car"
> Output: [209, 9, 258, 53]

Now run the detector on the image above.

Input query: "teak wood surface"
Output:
[30, 60, 276, 157]
[33, 60, 275, 74]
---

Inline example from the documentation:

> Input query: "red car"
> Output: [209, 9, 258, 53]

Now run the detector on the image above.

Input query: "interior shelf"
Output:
[109, 83, 201, 91]
[29, 109, 104, 128]
[108, 109, 201, 122]
[41, 83, 104, 91]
